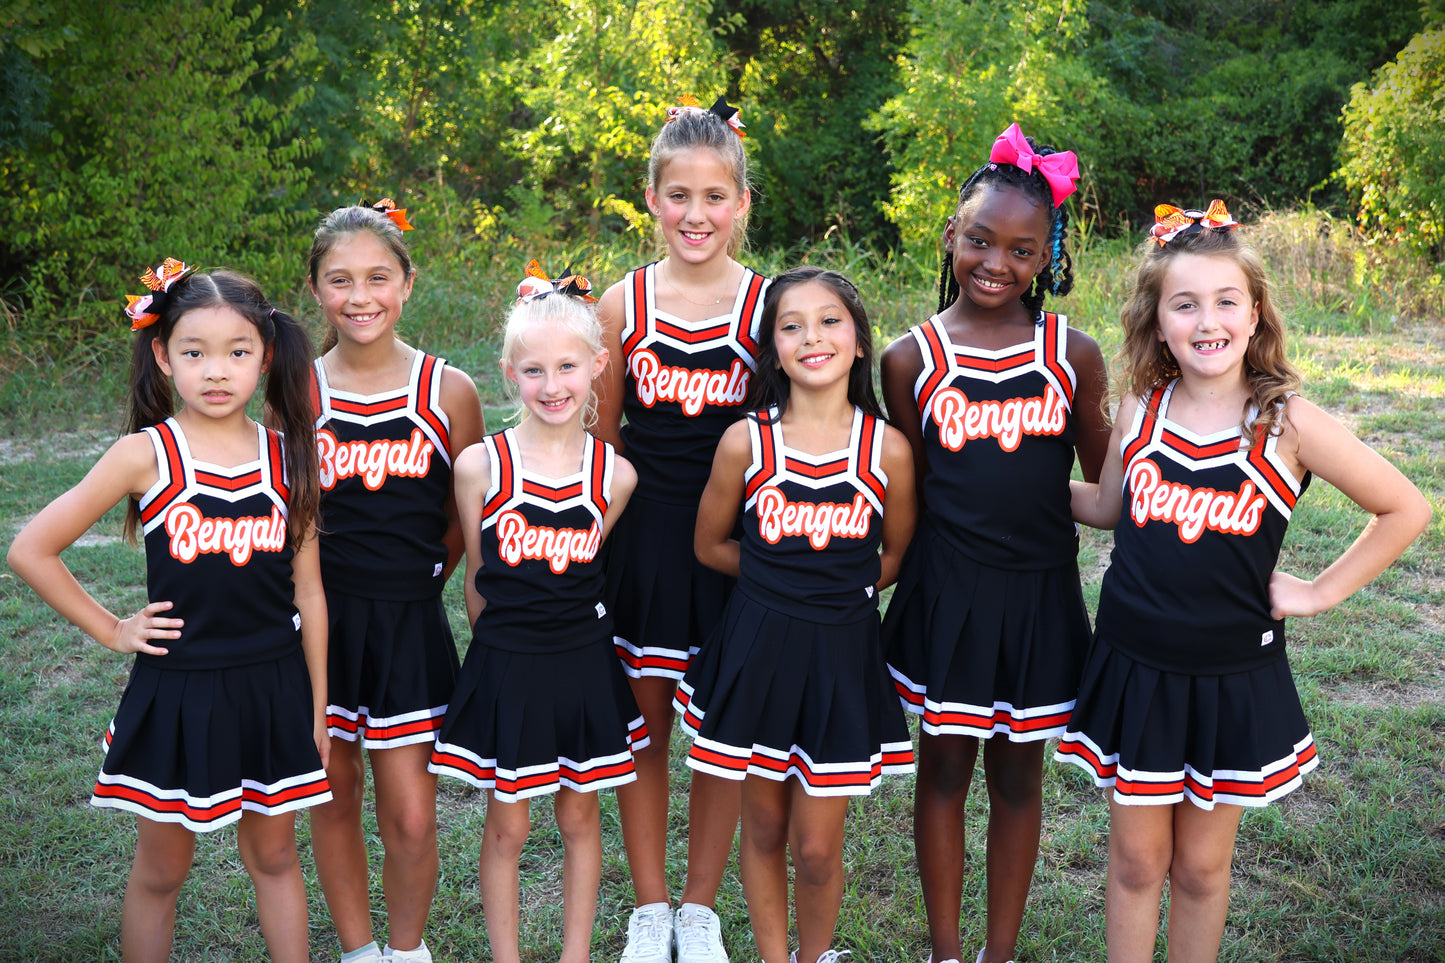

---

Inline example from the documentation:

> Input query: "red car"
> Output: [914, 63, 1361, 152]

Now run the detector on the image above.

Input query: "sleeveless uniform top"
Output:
[737, 407, 888, 624]
[136, 418, 299, 671]
[473, 429, 616, 653]
[619, 262, 768, 505]
[1095, 381, 1310, 674]
[312, 351, 452, 600]
[910, 312, 1079, 570]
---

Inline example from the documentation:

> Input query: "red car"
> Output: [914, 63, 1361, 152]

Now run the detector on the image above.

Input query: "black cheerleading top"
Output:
[909, 312, 1080, 569]
[1095, 381, 1310, 674]
[473, 429, 617, 653]
[312, 351, 453, 600]
[136, 419, 299, 671]
[737, 408, 888, 624]
[618, 263, 768, 505]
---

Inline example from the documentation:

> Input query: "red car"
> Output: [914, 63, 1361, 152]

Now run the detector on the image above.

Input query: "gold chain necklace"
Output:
[660, 262, 738, 307]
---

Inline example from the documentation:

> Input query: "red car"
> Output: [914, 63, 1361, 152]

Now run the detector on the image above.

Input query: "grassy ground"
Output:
[1, 219, 1442, 961]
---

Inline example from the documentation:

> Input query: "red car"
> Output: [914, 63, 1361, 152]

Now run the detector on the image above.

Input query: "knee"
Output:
[986, 750, 1044, 810]
[789, 833, 841, 888]
[379, 798, 438, 855]
[1169, 847, 1232, 901]
[918, 737, 978, 798]
[239, 829, 300, 880]
[1110, 837, 1171, 892]
[554, 795, 600, 844]
[319, 749, 365, 816]
[130, 844, 192, 897]
[742, 803, 788, 854]
[484, 808, 531, 861]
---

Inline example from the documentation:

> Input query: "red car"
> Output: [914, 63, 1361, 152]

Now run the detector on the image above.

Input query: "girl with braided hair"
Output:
[879, 124, 1112, 963]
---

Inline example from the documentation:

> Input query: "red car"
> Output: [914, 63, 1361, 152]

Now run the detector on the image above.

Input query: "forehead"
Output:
[1161, 253, 1251, 293]
[320, 230, 403, 272]
[656, 148, 738, 189]
[776, 280, 851, 317]
[957, 182, 1049, 234]
[510, 319, 596, 361]
[170, 305, 258, 342]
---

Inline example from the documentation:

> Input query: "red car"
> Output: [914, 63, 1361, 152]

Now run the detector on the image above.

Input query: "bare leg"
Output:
[914, 732, 980, 963]
[556, 788, 604, 963]
[616, 675, 680, 907]
[1105, 800, 1174, 963]
[678, 770, 741, 907]
[122, 817, 195, 962]
[980, 739, 1046, 962]
[788, 788, 850, 963]
[371, 742, 441, 952]
[310, 736, 375, 951]
[478, 792, 531, 963]
[739, 777, 792, 963]
[1165, 803, 1243, 963]
[237, 810, 309, 963]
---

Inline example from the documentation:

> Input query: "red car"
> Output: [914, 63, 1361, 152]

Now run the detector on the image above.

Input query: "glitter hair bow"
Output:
[516, 259, 597, 303]
[666, 94, 746, 139]
[1148, 200, 1239, 246]
[124, 257, 197, 330]
[359, 196, 414, 231]
[988, 123, 1080, 208]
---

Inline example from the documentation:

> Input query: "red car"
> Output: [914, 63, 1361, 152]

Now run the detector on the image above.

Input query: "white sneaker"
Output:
[789, 952, 851, 963]
[385, 940, 433, 962]
[620, 903, 675, 963]
[675, 903, 728, 963]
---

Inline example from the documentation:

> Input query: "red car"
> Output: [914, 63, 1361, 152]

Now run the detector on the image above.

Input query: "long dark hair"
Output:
[938, 134, 1075, 319]
[125, 271, 319, 547]
[745, 266, 883, 419]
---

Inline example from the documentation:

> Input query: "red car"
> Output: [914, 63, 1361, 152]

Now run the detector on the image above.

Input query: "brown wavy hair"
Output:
[1116, 226, 1300, 445]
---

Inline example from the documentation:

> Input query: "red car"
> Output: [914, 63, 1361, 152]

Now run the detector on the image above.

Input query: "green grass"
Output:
[2, 224, 1444, 961]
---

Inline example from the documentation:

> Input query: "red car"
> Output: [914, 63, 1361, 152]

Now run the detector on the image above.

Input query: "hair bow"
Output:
[359, 196, 414, 231]
[124, 257, 196, 330]
[517, 259, 597, 303]
[988, 123, 1079, 207]
[665, 94, 746, 139]
[1148, 199, 1239, 246]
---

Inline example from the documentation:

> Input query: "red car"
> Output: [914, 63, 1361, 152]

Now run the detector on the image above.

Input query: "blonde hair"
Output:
[1117, 227, 1300, 444]
[501, 295, 606, 429]
[647, 108, 751, 257]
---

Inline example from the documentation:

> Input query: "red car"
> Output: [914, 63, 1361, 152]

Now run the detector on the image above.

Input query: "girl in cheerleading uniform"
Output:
[1057, 203, 1429, 963]
[428, 265, 644, 963]
[879, 124, 1110, 963]
[677, 267, 917, 963]
[595, 96, 767, 963]
[9, 263, 329, 962]
[306, 199, 484, 963]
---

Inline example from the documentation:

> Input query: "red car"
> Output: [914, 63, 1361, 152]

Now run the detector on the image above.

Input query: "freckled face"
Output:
[311, 231, 413, 347]
[1156, 253, 1260, 383]
[646, 148, 750, 265]
[944, 184, 1051, 311]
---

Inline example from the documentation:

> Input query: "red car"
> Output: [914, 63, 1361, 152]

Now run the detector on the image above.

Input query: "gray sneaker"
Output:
[675, 903, 728, 963]
[620, 903, 675, 963]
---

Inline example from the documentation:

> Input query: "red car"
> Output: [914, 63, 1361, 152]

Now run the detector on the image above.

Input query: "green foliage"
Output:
[1339, 26, 1445, 262]
[715, 1, 907, 247]
[0, 1, 318, 344]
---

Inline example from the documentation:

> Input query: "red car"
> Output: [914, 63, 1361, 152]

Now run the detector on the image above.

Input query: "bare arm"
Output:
[1069, 394, 1135, 530]
[880, 333, 928, 509]
[291, 526, 330, 768]
[694, 420, 753, 578]
[6, 433, 180, 654]
[451, 443, 492, 628]
[440, 365, 486, 580]
[1269, 395, 1431, 618]
[593, 281, 628, 452]
[877, 425, 918, 591]
[601, 454, 638, 543]
[1066, 326, 1112, 483]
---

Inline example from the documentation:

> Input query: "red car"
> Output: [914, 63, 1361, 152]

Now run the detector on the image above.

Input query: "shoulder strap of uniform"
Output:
[412, 352, 452, 464]
[743, 408, 780, 506]
[912, 317, 952, 419]
[1036, 311, 1076, 408]
[480, 430, 518, 524]
[584, 433, 614, 520]
[853, 410, 888, 513]
[138, 419, 191, 529]
[733, 270, 768, 358]
[262, 424, 290, 505]
[620, 263, 656, 357]
[1122, 384, 1168, 468]
[309, 358, 329, 429]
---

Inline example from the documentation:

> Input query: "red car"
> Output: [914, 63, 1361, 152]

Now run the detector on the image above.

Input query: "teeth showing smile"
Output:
[1194, 339, 1228, 351]
[973, 276, 1008, 291]
[680, 231, 710, 241]
[348, 312, 381, 323]
[800, 352, 834, 368]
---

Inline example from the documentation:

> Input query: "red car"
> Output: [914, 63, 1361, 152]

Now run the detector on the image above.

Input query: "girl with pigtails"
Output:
[879, 124, 1112, 963]
[8, 261, 331, 962]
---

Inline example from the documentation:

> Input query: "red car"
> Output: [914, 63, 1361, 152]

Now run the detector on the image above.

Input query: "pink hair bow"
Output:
[989, 123, 1079, 207]
[125, 257, 196, 330]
